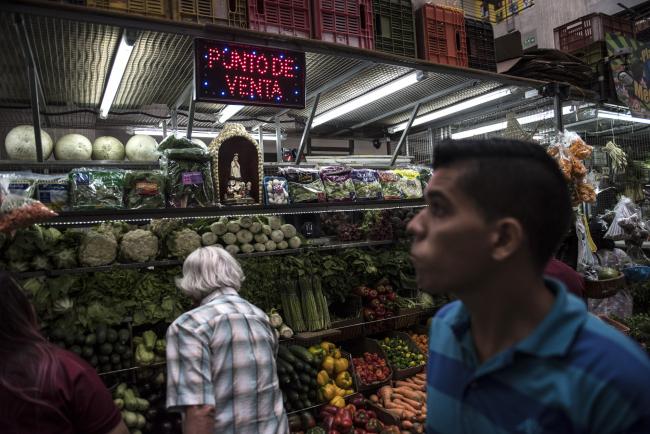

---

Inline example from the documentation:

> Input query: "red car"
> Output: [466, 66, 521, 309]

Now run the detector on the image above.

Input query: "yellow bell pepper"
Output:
[322, 383, 338, 400]
[329, 396, 346, 408]
[335, 371, 353, 389]
[330, 348, 342, 359]
[345, 389, 354, 396]
[335, 386, 347, 397]
[320, 341, 336, 352]
[316, 370, 330, 387]
[322, 355, 335, 375]
[333, 357, 349, 373]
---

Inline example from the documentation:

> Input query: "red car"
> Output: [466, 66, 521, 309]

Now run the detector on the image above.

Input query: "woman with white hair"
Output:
[165, 246, 288, 434]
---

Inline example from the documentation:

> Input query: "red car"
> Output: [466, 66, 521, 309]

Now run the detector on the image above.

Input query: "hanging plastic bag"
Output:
[604, 196, 635, 241]
[0, 178, 57, 233]
[576, 215, 598, 280]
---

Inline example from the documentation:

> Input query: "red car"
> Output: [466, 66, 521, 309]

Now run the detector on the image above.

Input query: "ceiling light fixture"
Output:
[131, 128, 283, 141]
[218, 105, 245, 123]
[312, 71, 421, 128]
[99, 33, 136, 119]
[598, 110, 650, 124]
[388, 88, 513, 133]
[451, 106, 575, 139]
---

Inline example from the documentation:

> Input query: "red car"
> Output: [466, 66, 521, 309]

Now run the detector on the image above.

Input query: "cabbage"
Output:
[288, 236, 302, 249]
[265, 240, 277, 251]
[31, 255, 51, 271]
[92, 136, 125, 160]
[239, 216, 253, 228]
[226, 221, 240, 233]
[280, 224, 297, 239]
[254, 233, 268, 244]
[4, 125, 53, 160]
[50, 247, 78, 269]
[240, 243, 254, 253]
[210, 221, 227, 236]
[277, 240, 288, 250]
[201, 232, 218, 246]
[249, 221, 262, 234]
[125, 135, 158, 161]
[268, 216, 282, 230]
[54, 133, 92, 160]
[254, 243, 266, 252]
[270, 230, 284, 243]
[225, 244, 240, 255]
[120, 229, 159, 262]
[222, 232, 237, 245]
[236, 229, 253, 244]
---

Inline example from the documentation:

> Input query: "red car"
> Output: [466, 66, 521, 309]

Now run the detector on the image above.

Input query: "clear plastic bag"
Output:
[0, 178, 57, 233]
[576, 215, 598, 280]
[264, 176, 290, 205]
[319, 166, 356, 202]
[280, 168, 326, 203]
[378, 170, 403, 200]
[69, 168, 126, 210]
[393, 168, 424, 199]
[35, 174, 69, 212]
[605, 196, 636, 241]
[351, 169, 382, 201]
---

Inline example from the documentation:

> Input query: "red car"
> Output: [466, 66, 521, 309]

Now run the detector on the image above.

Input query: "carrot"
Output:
[393, 398, 419, 414]
[384, 408, 406, 419]
[415, 372, 426, 379]
[393, 394, 422, 410]
[413, 423, 424, 433]
[401, 420, 414, 430]
[393, 387, 424, 402]
[395, 380, 419, 389]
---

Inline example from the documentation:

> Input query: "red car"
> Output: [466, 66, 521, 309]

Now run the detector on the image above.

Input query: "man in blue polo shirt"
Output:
[407, 138, 650, 434]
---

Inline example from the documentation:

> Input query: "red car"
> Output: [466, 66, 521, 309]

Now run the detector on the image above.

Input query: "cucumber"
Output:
[293, 359, 307, 372]
[276, 361, 287, 375]
[280, 375, 292, 384]
[289, 345, 314, 364]
[278, 346, 298, 364]
[287, 390, 300, 402]
[277, 358, 295, 374]
[298, 373, 311, 384]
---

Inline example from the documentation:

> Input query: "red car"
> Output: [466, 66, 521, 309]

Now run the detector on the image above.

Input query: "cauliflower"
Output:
[79, 230, 118, 267]
[150, 219, 182, 240]
[166, 228, 201, 259]
[120, 229, 159, 262]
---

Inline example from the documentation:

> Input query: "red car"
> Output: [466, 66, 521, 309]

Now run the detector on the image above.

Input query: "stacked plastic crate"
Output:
[171, 0, 248, 26]
[372, 0, 416, 58]
[554, 13, 634, 101]
[312, 0, 375, 49]
[247, 0, 311, 38]
[81, 0, 169, 18]
[465, 17, 495, 72]
[415, 3, 467, 67]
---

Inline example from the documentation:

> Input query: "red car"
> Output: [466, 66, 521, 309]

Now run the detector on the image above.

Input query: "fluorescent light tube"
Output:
[451, 107, 575, 139]
[389, 88, 513, 133]
[598, 110, 650, 124]
[219, 105, 245, 123]
[312, 72, 421, 128]
[131, 128, 281, 141]
[99, 33, 135, 119]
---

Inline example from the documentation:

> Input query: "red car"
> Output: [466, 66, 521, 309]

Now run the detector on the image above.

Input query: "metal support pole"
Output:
[187, 94, 196, 140]
[171, 109, 178, 134]
[275, 119, 282, 163]
[296, 93, 321, 165]
[162, 121, 167, 138]
[390, 102, 421, 166]
[258, 128, 264, 162]
[554, 91, 563, 133]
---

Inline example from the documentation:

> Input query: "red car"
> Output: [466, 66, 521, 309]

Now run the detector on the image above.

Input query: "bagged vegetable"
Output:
[0, 172, 38, 198]
[69, 168, 125, 210]
[280, 167, 326, 203]
[351, 169, 382, 200]
[264, 176, 289, 205]
[35, 174, 69, 211]
[393, 168, 424, 199]
[124, 170, 166, 210]
[161, 146, 215, 208]
[378, 170, 403, 200]
[0, 178, 57, 233]
[319, 165, 356, 202]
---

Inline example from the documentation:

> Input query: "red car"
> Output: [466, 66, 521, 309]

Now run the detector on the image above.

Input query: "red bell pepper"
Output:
[365, 418, 383, 433]
[353, 409, 369, 427]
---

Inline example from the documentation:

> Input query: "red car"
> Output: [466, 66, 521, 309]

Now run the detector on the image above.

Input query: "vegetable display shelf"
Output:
[11, 239, 396, 278]
[37, 199, 425, 226]
[98, 361, 167, 377]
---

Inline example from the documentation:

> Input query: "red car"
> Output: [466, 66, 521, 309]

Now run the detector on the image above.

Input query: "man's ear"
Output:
[489, 217, 525, 262]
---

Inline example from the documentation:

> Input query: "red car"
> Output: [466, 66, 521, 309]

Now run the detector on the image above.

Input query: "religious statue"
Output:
[231, 154, 241, 179]
[223, 153, 254, 204]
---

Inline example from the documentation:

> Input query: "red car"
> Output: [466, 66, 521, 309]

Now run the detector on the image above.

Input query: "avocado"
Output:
[70, 345, 82, 356]
[50, 328, 66, 341]
[75, 333, 86, 345]
[98, 355, 110, 364]
[100, 343, 113, 355]
[118, 329, 130, 344]
[110, 354, 121, 365]
[95, 324, 107, 344]
[114, 343, 127, 355]
[82, 346, 94, 359]
[84, 334, 97, 346]
[99, 364, 112, 373]
[89, 355, 99, 367]
[64, 333, 76, 346]
[106, 329, 118, 343]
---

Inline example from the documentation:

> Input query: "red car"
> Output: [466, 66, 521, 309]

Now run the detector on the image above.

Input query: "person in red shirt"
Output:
[544, 258, 585, 298]
[0, 271, 129, 434]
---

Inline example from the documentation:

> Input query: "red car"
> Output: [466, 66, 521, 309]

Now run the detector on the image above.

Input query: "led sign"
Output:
[194, 39, 306, 109]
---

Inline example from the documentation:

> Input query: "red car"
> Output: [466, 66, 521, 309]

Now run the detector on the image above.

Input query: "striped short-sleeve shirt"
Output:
[426, 279, 650, 434]
[166, 287, 288, 434]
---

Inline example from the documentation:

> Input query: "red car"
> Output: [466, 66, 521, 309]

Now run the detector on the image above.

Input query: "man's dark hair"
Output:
[433, 138, 572, 270]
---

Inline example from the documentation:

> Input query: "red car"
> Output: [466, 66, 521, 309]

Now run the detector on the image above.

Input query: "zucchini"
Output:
[293, 359, 308, 373]
[277, 358, 294, 374]
[300, 383, 310, 393]
[298, 373, 311, 384]
[299, 393, 308, 403]
[276, 361, 287, 375]
[280, 375, 292, 384]
[289, 345, 314, 364]
[287, 390, 300, 402]
[278, 346, 298, 364]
